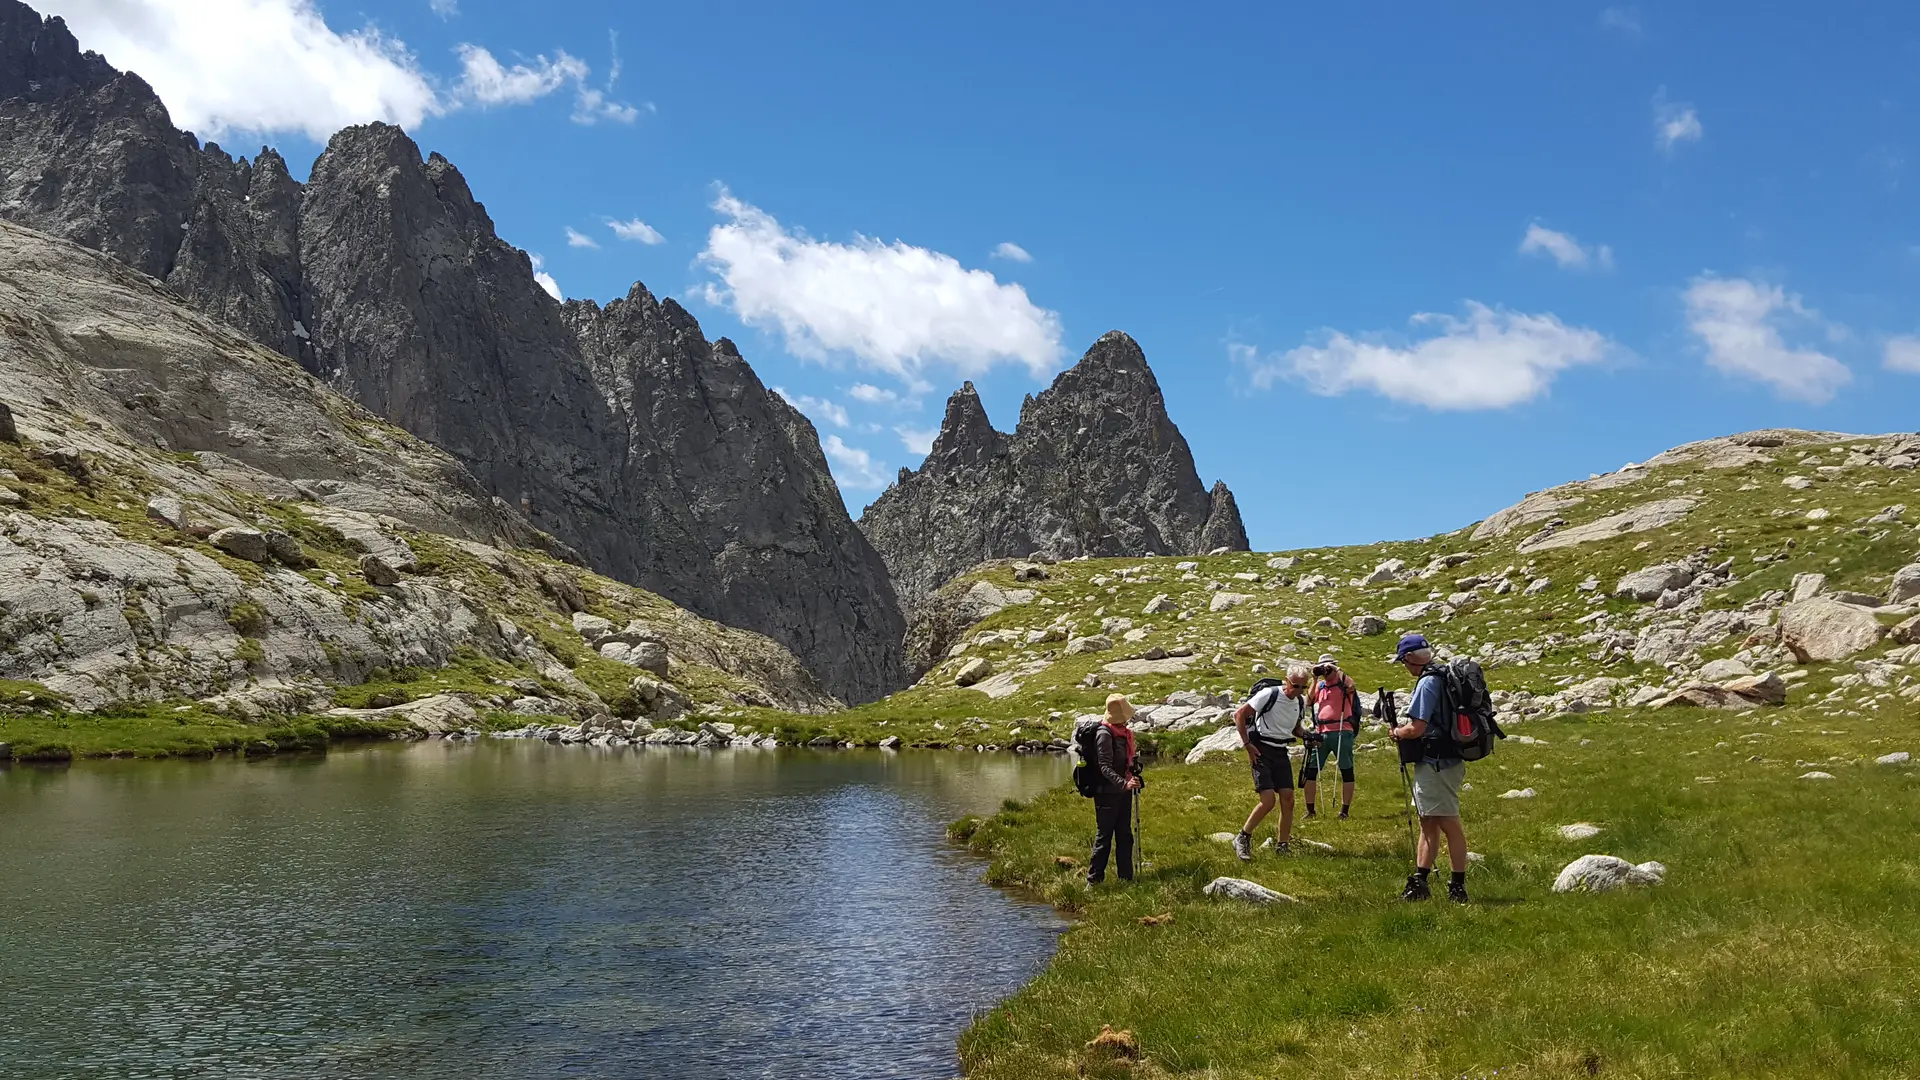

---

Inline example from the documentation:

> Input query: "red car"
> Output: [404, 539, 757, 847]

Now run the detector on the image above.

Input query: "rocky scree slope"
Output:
[799, 428, 1920, 757]
[0, 0, 902, 703]
[0, 218, 834, 754]
[860, 331, 1246, 658]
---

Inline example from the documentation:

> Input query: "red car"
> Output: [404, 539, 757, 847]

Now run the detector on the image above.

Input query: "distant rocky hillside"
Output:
[0, 0, 903, 703]
[825, 427, 1920, 753]
[0, 217, 835, 741]
[861, 331, 1246, 650]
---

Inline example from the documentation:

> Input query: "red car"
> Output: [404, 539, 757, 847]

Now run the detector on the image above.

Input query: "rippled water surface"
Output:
[0, 743, 1068, 1079]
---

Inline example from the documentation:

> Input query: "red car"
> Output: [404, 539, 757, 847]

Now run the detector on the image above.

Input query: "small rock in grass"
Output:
[1208, 831, 1240, 844]
[1875, 751, 1910, 765]
[1552, 855, 1666, 893]
[1798, 770, 1835, 780]
[1558, 823, 1603, 840]
[1498, 787, 1537, 799]
[1203, 876, 1296, 905]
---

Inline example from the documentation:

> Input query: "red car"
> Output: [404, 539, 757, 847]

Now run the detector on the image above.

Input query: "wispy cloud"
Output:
[429, 0, 458, 17]
[530, 254, 561, 301]
[454, 45, 587, 106]
[772, 387, 850, 428]
[572, 28, 641, 124]
[1598, 6, 1641, 34]
[991, 241, 1033, 263]
[697, 189, 1064, 392]
[850, 383, 905, 406]
[1234, 303, 1614, 411]
[1655, 91, 1703, 151]
[1519, 224, 1614, 271]
[565, 226, 599, 249]
[608, 217, 665, 244]
[821, 435, 892, 490]
[1683, 276, 1849, 402]
[1883, 336, 1920, 373]
[895, 426, 939, 456]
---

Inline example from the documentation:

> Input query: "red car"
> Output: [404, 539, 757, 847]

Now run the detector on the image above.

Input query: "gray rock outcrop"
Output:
[0, 3, 904, 702]
[860, 331, 1246, 622]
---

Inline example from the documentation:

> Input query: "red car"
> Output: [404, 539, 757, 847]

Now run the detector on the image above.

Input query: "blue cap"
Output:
[1391, 632, 1430, 662]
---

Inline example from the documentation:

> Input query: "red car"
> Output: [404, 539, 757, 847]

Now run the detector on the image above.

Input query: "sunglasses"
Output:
[1287, 680, 1309, 690]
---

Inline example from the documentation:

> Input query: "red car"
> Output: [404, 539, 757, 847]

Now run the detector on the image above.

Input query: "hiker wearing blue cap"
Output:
[1388, 632, 1471, 903]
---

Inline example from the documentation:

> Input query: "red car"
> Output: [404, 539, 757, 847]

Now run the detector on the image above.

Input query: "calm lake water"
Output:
[0, 742, 1069, 1080]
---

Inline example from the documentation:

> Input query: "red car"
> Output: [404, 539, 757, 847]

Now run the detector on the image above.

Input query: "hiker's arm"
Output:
[1234, 703, 1260, 759]
[1095, 728, 1130, 787]
[1394, 717, 1427, 740]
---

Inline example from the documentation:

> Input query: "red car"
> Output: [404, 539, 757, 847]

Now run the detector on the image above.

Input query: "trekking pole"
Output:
[1380, 687, 1419, 869]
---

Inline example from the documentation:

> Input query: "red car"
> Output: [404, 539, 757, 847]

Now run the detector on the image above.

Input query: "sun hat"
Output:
[1391, 633, 1430, 662]
[1315, 653, 1337, 668]
[1104, 693, 1135, 723]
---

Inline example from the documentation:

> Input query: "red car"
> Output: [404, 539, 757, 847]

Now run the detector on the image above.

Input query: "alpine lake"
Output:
[0, 741, 1069, 1079]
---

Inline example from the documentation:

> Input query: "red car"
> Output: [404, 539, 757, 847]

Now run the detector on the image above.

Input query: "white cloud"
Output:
[1655, 93, 1703, 151]
[696, 190, 1065, 390]
[1886, 336, 1920, 373]
[991, 241, 1033, 263]
[1519, 224, 1614, 271]
[772, 387, 850, 428]
[42, 0, 441, 141]
[529, 254, 562, 301]
[608, 217, 665, 245]
[849, 383, 903, 406]
[895, 426, 939, 456]
[39, 1, 637, 140]
[1683, 276, 1850, 402]
[453, 44, 585, 107]
[571, 29, 640, 124]
[1598, 6, 1640, 34]
[821, 435, 892, 490]
[1236, 302, 1613, 411]
[565, 226, 599, 249]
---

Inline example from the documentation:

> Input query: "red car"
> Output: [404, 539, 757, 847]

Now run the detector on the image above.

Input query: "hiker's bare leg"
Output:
[1302, 776, 1318, 807]
[1439, 816, 1468, 872]
[1242, 790, 1275, 833]
[1276, 789, 1295, 844]
[1418, 816, 1442, 868]
[1341, 780, 1355, 807]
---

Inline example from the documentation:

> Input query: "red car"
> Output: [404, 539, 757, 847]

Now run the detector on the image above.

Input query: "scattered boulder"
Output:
[1386, 601, 1435, 623]
[1517, 498, 1696, 552]
[1891, 615, 1920, 646]
[263, 530, 312, 568]
[1064, 634, 1114, 657]
[1721, 672, 1787, 705]
[1498, 787, 1537, 799]
[1012, 561, 1049, 582]
[208, 526, 271, 563]
[1827, 591, 1881, 608]
[1790, 573, 1827, 602]
[1614, 563, 1694, 602]
[1888, 564, 1920, 605]
[1798, 771, 1834, 781]
[145, 496, 188, 531]
[1143, 594, 1176, 615]
[1524, 577, 1551, 595]
[1202, 877, 1296, 905]
[1558, 823, 1604, 841]
[39, 446, 90, 481]
[1266, 556, 1297, 570]
[1780, 598, 1887, 661]
[627, 641, 670, 677]
[1876, 751, 1910, 765]
[1362, 559, 1406, 585]
[572, 612, 617, 642]
[1209, 592, 1252, 612]
[954, 657, 993, 686]
[1185, 725, 1244, 764]
[879, 735, 901, 750]
[1697, 658, 1753, 682]
[1552, 855, 1667, 893]
[1348, 614, 1386, 636]
[358, 553, 402, 586]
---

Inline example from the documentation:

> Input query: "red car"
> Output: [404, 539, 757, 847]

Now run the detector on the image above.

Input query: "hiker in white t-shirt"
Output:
[1229, 662, 1314, 861]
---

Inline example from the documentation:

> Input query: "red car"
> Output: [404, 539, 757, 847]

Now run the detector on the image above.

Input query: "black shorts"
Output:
[1250, 740, 1295, 792]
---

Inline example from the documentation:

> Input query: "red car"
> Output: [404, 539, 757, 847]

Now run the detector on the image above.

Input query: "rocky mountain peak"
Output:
[927, 382, 1006, 468]
[0, 1, 114, 103]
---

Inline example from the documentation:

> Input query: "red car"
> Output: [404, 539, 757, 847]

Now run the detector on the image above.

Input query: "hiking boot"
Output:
[1447, 880, 1470, 904]
[1399, 874, 1431, 902]
[1232, 831, 1253, 862]
[1338, 808, 1350, 820]
[1274, 840, 1291, 856]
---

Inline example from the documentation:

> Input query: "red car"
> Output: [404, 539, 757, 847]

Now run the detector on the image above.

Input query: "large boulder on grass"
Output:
[1203, 877, 1297, 905]
[1552, 855, 1666, 893]
[1615, 563, 1694, 602]
[1780, 598, 1886, 661]
[208, 527, 270, 563]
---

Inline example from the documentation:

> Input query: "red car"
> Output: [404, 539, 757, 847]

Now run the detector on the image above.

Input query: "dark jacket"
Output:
[1092, 723, 1136, 796]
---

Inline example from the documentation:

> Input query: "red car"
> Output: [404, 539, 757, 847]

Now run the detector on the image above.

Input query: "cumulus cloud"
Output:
[529, 254, 561, 301]
[39, 1, 637, 140]
[1519, 224, 1614, 271]
[895, 426, 939, 456]
[1683, 276, 1850, 402]
[772, 387, 850, 428]
[821, 435, 893, 491]
[697, 190, 1064, 390]
[565, 226, 599, 249]
[992, 241, 1033, 263]
[850, 383, 904, 406]
[1655, 92, 1703, 151]
[608, 217, 665, 244]
[43, 0, 440, 140]
[1236, 303, 1613, 411]
[1886, 336, 1920, 373]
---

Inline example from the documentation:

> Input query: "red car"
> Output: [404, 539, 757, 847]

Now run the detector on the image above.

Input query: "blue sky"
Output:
[46, 1, 1920, 551]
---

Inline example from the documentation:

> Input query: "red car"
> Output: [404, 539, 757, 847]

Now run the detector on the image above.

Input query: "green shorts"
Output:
[1412, 760, 1465, 818]
[1301, 730, 1355, 778]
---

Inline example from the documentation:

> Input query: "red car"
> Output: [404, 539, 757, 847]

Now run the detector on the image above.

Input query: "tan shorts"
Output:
[1412, 760, 1465, 818]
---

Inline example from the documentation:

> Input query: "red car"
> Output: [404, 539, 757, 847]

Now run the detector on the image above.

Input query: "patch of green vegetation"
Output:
[226, 600, 268, 636]
[955, 703, 1920, 1079]
[0, 700, 409, 760]
[329, 649, 545, 709]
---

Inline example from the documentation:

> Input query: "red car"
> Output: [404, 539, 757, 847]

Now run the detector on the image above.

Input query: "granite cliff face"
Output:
[0, 2, 903, 702]
[860, 331, 1247, 623]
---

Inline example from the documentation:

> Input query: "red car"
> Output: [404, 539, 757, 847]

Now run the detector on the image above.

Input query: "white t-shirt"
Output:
[1248, 685, 1307, 743]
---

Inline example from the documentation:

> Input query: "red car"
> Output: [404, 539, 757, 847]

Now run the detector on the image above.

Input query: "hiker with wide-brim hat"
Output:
[1389, 633, 1471, 903]
[1230, 662, 1314, 861]
[1302, 653, 1360, 819]
[1086, 693, 1141, 885]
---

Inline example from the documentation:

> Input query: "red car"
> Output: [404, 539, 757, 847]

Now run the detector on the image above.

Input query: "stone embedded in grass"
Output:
[1209, 591, 1252, 612]
[1386, 600, 1434, 622]
[1143, 593, 1176, 614]
[1064, 634, 1113, 657]
[1780, 598, 1887, 661]
[1798, 770, 1835, 780]
[1186, 725, 1243, 764]
[359, 553, 402, 586]
[1203, 876, 1297, 905]
[1558, 823, 1604, 840]
[1875, 751, 1910, 765]
[209, 526, 271, 563]
[954, 657, 992, 686]
[1499, 787, 1537, 799]
[1783, 475, 1813, 490]
[1552, 855, 1666, 893]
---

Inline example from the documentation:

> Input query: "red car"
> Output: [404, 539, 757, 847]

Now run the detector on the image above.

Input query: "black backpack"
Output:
[1418, 659, 1506, 762]
[1071, 717, 1106, 797]
[1246, 678, 1301, 742]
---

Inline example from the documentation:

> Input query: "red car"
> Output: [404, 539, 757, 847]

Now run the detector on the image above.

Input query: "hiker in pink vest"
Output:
[1302, 653, 1360, 819]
